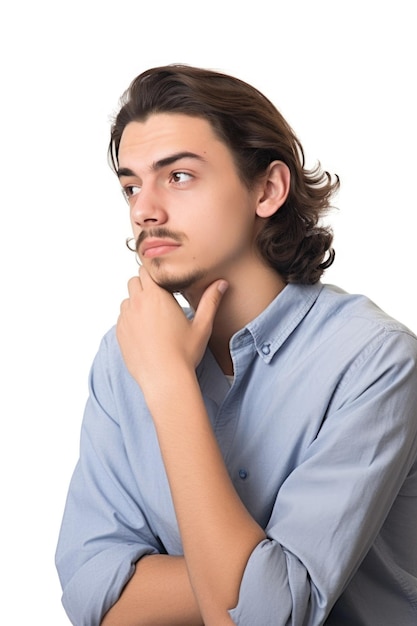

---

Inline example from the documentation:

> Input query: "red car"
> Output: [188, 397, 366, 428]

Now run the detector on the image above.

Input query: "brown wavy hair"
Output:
[109, 64, 339, 284]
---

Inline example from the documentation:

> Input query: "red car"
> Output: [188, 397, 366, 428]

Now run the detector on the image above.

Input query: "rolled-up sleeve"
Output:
[230, 328, 417, 625]
[55, 333, 160, 626]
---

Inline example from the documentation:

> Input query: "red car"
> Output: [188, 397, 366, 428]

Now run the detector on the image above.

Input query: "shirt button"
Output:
[238, 469, 248, 480]
[261, 343, 271, 355]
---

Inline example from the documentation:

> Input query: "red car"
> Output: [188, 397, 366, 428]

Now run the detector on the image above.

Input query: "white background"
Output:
[1, 1, 415, 623]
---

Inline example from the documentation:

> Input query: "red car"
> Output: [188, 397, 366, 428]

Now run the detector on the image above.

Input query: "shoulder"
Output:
[313, 284, 417, 394]
[276, 283, 417, 391]
[93, 324, 121, 364]
[317, 283, 416, 342]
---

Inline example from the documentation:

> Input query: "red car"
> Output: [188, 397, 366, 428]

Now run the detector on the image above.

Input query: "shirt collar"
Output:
[231, 282, 324, 363]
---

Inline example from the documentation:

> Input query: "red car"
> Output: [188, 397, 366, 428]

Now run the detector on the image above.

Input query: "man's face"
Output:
[117, 113, 262, 295]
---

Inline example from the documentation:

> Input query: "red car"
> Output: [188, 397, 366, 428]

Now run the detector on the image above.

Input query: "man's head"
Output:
[109, 64, 339, 284]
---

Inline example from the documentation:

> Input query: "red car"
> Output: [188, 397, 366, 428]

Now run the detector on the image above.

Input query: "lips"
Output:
[141, 238, 181, 258]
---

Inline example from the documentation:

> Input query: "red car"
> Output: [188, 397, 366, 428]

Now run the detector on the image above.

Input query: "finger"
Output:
[193, 279, 229, 334]
[119, 298, 130, 313]
[137, 265, 154, 288]
[127, 275, 143, 297]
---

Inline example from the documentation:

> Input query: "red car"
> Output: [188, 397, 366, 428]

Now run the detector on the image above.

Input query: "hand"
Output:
[116, 267, 228, 391]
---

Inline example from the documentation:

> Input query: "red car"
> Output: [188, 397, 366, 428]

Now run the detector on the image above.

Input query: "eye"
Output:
[121, 184, 141, 203]
[171, 171, 193, 184]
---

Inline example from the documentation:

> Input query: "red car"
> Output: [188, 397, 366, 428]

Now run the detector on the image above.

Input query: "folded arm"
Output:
[101, 555, 203, 626]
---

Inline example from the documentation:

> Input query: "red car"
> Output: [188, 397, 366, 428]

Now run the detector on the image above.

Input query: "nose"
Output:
[130, 183, 168, 227]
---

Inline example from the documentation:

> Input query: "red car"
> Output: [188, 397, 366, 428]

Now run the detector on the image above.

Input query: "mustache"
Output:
[135, 228, 185, 254]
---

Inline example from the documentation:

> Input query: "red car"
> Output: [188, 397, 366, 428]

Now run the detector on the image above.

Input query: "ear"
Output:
[255, 161, 291, 218]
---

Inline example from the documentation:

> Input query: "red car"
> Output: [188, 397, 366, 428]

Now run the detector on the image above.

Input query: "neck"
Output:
[183, 262, 286, 375]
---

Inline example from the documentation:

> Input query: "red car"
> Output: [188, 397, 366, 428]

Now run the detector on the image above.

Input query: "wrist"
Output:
[142, 364, 200, 414]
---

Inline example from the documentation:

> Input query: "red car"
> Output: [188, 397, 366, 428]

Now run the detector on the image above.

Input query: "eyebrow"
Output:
[117, 151, 206, 178]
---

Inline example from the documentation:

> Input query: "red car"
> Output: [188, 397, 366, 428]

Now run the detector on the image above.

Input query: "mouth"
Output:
[141, 239, 182, 258]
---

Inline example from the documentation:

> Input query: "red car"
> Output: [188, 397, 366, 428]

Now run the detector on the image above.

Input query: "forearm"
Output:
[147, 367, 266, 625]
[101, 554, 203, 626]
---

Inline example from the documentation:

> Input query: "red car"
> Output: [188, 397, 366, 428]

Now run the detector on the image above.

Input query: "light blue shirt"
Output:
[56, 282, 417, 625]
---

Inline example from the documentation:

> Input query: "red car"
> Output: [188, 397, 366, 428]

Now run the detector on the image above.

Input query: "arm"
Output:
[56, 333, 202, 626]
[101, 555, 203, 626]
[228, 325, 417, 625]
[147, 365, 265, 625]
[116, 270, 266, 625]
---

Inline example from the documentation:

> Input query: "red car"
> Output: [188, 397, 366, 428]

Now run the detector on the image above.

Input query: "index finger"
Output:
[127, 275, 143, 298]
[137, 265, 153, 287]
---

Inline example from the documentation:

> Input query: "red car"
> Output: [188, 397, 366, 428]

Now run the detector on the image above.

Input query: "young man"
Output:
[56, 65, 417, 626]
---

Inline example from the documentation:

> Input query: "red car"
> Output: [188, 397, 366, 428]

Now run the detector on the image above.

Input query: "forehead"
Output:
[118, 113, 226, 164]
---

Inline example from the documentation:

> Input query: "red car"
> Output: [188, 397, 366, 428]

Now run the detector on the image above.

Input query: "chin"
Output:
[151, 265, 208, 294]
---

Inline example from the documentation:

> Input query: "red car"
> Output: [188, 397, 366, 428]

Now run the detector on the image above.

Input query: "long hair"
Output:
[109, 64, 339, 284]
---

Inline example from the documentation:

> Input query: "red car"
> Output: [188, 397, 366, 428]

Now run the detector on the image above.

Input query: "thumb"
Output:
[193, 279, 229, 334]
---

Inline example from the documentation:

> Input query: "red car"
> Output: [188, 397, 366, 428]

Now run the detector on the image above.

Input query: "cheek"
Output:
[130, 213, 138, 230]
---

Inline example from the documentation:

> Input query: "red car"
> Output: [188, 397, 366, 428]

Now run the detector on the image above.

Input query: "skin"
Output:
[102, 113, 290, 625]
